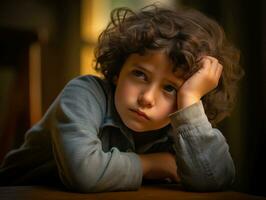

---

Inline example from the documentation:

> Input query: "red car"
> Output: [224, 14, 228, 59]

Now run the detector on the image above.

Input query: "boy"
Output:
[0, 5, 243, 192]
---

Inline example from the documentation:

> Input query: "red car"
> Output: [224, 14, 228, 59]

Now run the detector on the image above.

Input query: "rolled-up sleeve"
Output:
[169, 101, 235, 191]
[47, 76, 142, 192]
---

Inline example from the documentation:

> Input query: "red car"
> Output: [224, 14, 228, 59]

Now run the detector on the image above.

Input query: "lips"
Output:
[129, 109, 150, 120]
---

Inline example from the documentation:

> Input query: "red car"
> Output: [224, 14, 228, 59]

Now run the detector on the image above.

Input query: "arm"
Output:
[49, 76, 142, 192]
[169, 101, 235, 191]
[170, 57, 235, 191]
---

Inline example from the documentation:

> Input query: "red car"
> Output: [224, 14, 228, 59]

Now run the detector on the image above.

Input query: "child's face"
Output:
[114, 51, 185, 132]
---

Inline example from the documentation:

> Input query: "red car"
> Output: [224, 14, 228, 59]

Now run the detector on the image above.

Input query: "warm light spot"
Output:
[81, 0, 111, 43]
[29, 42, 42, 125]
[80, 46, 99, 76]
[80, 0, 111, 76]
[80, 0, 176, 76]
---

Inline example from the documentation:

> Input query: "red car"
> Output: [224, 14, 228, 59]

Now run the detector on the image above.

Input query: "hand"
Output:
[177, 56, 223, 109]
[139, 152, 180, 183]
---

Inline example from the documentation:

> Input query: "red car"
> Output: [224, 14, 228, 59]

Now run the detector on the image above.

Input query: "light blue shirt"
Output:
[0, 75, 235, 192]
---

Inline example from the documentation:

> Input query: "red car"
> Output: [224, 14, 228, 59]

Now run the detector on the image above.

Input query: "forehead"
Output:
[127, 51, 171, 64]
[125, 52, 186, 78]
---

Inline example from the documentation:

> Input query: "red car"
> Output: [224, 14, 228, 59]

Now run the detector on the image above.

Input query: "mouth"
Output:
[129, 109, 150, 120]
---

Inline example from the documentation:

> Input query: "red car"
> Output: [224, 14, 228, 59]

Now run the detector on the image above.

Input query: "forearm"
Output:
[54, 142, 143, 192]
[169, 101, 235, 191]
[50, 78, 143, 192]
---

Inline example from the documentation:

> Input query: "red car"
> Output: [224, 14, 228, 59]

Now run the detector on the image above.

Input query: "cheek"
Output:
[157, 98, 177, 117]
[116, 80, 139, 103]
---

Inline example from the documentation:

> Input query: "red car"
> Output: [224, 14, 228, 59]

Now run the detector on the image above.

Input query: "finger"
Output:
[208, 57, 219, 75]
[175, 173, 181, 182]
[215, 63, 223, 79]
[198, 55, 213, 61]
[204, 56, 219, 63]
[172, 171, 181, 183]
[198, 57, 211, 71]
[199, 57, 222, 87]
[205, 57, 221, 78]
[173, 165, 181, 183]
[200, 56, 219, 67]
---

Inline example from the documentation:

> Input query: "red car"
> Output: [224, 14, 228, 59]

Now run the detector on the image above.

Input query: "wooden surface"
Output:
[0, 184, 265, 200]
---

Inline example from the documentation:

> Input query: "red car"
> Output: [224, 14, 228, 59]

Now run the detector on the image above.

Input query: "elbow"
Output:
[182, 178, 232, 192]
[58, 168, 101, 193]
[182, 178, 231, 192]
[61, 176, 100, 193]
[181, 167, 235, 192]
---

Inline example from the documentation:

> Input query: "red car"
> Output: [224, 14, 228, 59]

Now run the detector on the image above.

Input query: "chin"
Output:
[128, 125, 148, 133]
[124, 122, 149, 132]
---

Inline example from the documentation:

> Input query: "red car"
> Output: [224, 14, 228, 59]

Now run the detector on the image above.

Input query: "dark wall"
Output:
[180, 0, 266, 196]
[0, 0, 81, 112]
[0, 0, 81, 158]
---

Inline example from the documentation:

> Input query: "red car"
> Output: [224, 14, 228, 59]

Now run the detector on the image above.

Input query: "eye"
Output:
[132, 69, 147, 80]
[163, 84, 177, 95]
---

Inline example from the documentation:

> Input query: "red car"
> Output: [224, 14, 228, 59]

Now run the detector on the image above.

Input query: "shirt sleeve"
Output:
[47, 76, 142, 192]
[169, 101, 235, 191]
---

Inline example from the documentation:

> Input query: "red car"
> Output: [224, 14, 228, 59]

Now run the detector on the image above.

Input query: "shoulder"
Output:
[67, 75, 109, 90]
[62, 75, 112, 99]
[57, 75, 113, 113]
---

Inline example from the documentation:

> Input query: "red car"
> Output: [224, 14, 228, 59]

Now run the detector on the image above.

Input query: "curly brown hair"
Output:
[94, 5, 244, 125]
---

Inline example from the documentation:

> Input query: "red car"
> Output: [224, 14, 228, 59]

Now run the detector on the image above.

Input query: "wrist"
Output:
[139, 154, 150, 177]
[177, 93, 200, 110]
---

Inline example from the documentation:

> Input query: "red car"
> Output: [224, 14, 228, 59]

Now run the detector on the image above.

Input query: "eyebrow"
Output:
[133, 64, 151, 73]
[133, 64, 182, 88]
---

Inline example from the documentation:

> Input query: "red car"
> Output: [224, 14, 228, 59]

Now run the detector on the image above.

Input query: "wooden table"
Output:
[0, 184, 265, 200]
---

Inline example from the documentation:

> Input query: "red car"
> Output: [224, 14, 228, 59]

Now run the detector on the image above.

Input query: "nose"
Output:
[137, 86, 156, 108]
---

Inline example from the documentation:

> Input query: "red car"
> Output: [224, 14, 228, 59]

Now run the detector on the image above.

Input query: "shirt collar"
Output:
[99, 81, 172, 149]
[100, 85, 136, 145]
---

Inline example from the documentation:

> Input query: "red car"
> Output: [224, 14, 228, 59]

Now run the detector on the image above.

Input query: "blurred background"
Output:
[0, 0, 265, 196]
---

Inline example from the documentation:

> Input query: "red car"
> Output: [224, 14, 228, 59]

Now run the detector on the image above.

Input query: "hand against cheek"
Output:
[177, 56, 223, 109]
